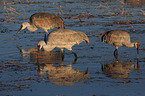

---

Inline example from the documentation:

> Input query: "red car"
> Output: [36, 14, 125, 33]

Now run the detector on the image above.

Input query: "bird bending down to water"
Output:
[16, 12, 65, 35]
[37, 29, 89, 60]
[101, 30, 140, 58]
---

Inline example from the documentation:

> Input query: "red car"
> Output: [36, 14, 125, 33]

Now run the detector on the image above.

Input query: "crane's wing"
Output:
[30, 13, 65, 30]
[101, 30, 131, 47]
[47, 29, 89, 45]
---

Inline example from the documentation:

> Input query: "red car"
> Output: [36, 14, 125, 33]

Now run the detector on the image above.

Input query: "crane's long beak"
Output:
[16, 25, 23, 35]
[137, 43, 140, 54]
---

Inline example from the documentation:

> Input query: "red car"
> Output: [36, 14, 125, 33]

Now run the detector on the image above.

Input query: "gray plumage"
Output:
[30, 13, 65, 30]
[16, 12, 65, 35]
[38, 29, 89, 59]
[101, 30, 140, 58]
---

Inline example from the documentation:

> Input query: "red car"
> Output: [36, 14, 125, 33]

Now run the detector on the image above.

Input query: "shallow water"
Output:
[0, 0, 145, 96]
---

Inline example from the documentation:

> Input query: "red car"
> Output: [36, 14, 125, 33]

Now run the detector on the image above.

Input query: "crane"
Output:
[101, 30, 140, 58]
[37, 29, 89, 60]
[16, 12, 65, 35]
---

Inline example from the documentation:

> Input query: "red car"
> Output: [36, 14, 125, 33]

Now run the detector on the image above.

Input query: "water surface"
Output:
[0, 0, 145, 96]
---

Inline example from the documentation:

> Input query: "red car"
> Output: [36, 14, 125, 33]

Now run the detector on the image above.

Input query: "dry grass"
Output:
[1, 0, 50, 22]
[95, 0, 145, 18]
[1, 0, 145, 22]
[3, 1, 20, 21]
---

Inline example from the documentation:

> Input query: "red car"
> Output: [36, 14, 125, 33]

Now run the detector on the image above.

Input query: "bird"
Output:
[16, 12, 65, 35]
[101, 30, 140, 59]
[37, 29, 89, 60]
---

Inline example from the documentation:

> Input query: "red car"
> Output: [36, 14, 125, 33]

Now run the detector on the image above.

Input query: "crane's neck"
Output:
[42, 43, 54, 52]
[124, 41, 135, 48]
[27, 23, 37, 32]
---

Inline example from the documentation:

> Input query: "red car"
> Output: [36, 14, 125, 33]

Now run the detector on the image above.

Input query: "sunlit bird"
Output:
[101, 30, 140, 58]
[16, 12, 65, 35]
[37, 29, 89, 60]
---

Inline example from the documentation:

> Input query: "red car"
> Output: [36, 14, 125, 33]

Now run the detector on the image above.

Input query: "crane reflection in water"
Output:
[102, 58, 139, 79]
[17, 46, 89, 85]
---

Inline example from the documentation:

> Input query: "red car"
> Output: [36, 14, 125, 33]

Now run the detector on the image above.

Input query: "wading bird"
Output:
[37, 29, 89, 60]
[16, 12, 65, 35]
[101, 30, 140, 58]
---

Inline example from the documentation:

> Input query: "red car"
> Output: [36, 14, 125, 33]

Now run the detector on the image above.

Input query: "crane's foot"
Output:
[62, 54, 64, 61]
[71, 50, 78, 60]
[74, 58, 78, 62]
[61, 49, 64, 61]
[114, 49, 118, 59]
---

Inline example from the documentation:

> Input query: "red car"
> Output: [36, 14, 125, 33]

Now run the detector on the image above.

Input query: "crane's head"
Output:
[16, 22, 30, 35]
[37, 41, 46, 51]
[134, 41, 140, 54]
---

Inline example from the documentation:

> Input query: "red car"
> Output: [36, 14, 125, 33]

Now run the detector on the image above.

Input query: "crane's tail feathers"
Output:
[76, 31, 89, 45]
[84, 39, 89, 45]
[83, 35, 89, 45]
[101, 31, 111, 42]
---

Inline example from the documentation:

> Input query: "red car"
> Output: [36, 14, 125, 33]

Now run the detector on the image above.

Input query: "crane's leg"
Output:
[61, 49, 64, 60]
[114, 49, 118, 59]
[37, 64, 41, 74]
[44, 34, 47, 43]
[44, 30, 49, 43]
[134, 57, 139, 70]
[71, 50, 78, 60]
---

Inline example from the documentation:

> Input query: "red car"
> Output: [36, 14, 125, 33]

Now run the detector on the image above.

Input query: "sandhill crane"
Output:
[101, 30, 140, 58]
[37, 29, 89, 60]
[16, 12, 65, 35]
